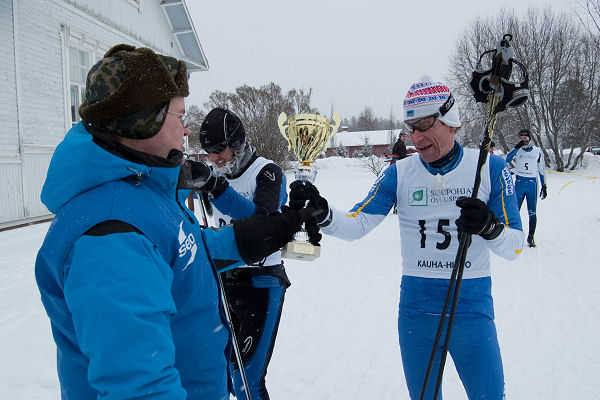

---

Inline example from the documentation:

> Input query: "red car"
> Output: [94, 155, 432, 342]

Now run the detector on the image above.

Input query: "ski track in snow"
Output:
[1, 154, 599, 399]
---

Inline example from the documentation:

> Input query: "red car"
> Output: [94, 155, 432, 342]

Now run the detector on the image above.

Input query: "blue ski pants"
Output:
[398, 313, 505, 400]
[514, 175, 538, 216]
[223, 266, 289, 400]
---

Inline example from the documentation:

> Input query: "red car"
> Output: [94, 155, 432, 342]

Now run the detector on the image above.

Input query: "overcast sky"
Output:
[186, 0, 573, 120]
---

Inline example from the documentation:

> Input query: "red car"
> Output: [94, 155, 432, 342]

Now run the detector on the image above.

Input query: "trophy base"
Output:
[282, 241, 321, 261]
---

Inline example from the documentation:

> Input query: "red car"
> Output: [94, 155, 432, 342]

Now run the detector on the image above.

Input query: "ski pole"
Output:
[217, 275, 252, 400]
[419, 34, 527, 400]
[197, 194, 252, 400]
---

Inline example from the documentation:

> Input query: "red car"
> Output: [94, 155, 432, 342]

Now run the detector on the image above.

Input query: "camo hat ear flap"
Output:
[78, 44, 189, 139]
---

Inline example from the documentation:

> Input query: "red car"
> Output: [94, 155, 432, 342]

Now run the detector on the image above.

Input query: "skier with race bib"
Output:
[505, 128, 547, 247]
[191, 107, 293, 400]
[288, 80, 524, 400]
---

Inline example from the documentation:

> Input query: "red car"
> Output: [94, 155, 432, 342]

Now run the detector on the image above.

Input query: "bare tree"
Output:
[447, 7, 600, 171]
[185, 105, 205, 154]
[388, 107, 397, 154]
[361, 155, 388, 176]
[575, 0, 600, 148]
[359, 134, 373, 157]
[357, 107, 378, 131]
[187, 83, 318, 169]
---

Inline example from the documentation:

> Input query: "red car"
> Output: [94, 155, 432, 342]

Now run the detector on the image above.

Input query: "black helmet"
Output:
[199, 107, 246, 153]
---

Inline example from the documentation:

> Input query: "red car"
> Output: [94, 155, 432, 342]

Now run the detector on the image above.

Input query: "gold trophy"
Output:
[278, 112, 341, 260]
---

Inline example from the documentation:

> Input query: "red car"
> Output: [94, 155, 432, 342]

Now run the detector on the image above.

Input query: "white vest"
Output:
[395, 149, 492, 279]
[213, 157, 282, 267]
[513, 146, 542, 178]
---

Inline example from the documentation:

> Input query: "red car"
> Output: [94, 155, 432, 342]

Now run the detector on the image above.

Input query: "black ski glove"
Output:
[540, 184, 547, 200]
[289, 180, 330, 225]
[514, 140, 526, 149]
[233, 207, 320, 265]
[185, 160, 229, 198]
[455, 197, 504, 240]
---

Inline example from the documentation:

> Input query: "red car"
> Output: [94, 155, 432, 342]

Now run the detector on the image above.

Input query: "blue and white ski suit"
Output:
[211, 153, 289, 400]
[321, 144, 524, 399]
[506, 145, 546, 237]
[35, 122, 247, 400]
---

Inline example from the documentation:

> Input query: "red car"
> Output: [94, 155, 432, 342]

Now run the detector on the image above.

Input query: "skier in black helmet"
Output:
[196, 107, 291, 400]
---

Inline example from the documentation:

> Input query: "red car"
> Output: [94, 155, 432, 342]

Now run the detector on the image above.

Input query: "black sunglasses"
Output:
[201, 139, 228, 154]
[404, 113, 439, 133]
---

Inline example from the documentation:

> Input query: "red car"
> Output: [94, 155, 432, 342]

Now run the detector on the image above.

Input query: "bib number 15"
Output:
[418, 219, 451, 249]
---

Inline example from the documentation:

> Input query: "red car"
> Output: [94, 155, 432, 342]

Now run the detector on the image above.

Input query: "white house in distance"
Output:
[1, 0, 208, 229]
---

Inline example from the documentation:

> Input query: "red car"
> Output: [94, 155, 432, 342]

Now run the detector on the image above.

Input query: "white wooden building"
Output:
[1, 0, 208, 228]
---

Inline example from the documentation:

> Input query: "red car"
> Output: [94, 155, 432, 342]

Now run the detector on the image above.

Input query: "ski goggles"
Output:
[201, 139, 229, 154]
[403, 113, 439, 133]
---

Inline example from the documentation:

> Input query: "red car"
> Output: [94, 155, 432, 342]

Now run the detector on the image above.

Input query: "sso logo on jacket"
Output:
[501, 166, 514, 196]
[177, 221, 197, 270]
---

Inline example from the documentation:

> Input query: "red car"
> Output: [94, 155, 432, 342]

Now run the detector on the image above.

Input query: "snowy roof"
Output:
[329, 129, 402, 147]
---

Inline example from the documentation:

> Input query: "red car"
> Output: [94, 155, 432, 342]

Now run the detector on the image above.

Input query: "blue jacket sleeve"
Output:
[486, 155, 524, 259]
[212, 186, 256, 219]
[537, 151, 547, 186]
[488, 155, 522, 230]
[64, 233, 187, 399]
[505, 148, 518, 163]
[201, 225, 246, 272]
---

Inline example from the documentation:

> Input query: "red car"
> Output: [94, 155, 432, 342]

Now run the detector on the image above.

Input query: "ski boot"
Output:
[527, 235, 536, 248]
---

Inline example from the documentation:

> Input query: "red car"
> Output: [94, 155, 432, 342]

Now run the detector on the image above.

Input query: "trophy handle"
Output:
[330, 111, 341, 141]
[278, 112, 293, 152]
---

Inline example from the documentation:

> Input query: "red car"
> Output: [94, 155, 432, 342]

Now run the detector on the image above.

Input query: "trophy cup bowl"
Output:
[278, 112, 341, 260]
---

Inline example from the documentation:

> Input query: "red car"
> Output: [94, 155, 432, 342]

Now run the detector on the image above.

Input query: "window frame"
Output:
[61, 26, 107, 129]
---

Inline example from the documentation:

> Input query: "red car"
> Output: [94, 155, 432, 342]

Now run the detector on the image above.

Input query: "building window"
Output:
[69, 45, 90, 126]
[62, 26, 106, 128]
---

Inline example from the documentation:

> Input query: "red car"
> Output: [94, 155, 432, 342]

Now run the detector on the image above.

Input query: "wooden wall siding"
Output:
[0, 0, 19, 158]
[1, 0, 196, 226]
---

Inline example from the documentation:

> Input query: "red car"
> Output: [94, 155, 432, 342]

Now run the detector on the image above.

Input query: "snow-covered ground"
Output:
[1, 153, 600, 399]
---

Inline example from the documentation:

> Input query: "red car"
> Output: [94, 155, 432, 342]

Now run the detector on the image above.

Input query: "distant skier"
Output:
[289, 80, 524, 400]
[505, 129, 547, 247]
[391, 131, 409, 161]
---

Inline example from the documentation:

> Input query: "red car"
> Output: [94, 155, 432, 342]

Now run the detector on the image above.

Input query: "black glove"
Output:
[186, 161, 229, 198]
[280, 205, 322, 246]
[289, 180, 330, 225]
[455, 197, 504, 240]
[514, 140, 526, 149]
[233, 207, 320, 265]
[540, 185, 547, 200]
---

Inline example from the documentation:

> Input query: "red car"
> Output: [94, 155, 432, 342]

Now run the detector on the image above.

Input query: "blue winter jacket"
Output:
[35, 123, 245, 399]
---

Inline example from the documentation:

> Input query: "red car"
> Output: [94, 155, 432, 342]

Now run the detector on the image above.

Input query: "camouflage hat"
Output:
[78, 44, 189, 139]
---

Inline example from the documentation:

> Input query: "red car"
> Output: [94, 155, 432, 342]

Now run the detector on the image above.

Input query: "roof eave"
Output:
[160, 0, 209, 73]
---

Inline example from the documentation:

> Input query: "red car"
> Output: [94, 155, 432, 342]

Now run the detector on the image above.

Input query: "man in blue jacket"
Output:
[35, 44, 316, 400]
